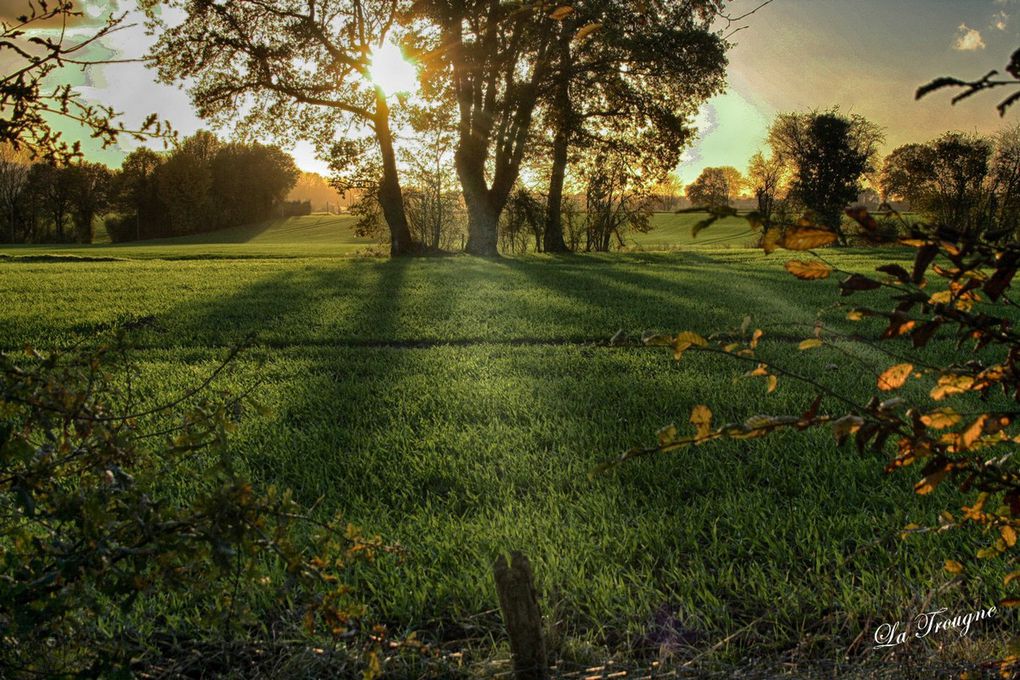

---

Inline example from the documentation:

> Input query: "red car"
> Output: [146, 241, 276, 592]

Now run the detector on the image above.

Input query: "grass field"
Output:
[1, 216, 1012, 673]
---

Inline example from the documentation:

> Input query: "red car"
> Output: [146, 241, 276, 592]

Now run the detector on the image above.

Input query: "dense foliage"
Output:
[0, 330, 403, 676]
[612, 209, 1020, 674]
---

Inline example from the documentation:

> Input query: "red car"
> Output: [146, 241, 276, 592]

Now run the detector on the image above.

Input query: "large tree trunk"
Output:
[543, 29, 571, 254]
[374, 94, 416, 257]
[457, 142, 500, 256]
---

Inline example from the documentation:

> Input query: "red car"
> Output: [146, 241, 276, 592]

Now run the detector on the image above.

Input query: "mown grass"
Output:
[1, 237, 1014, 671]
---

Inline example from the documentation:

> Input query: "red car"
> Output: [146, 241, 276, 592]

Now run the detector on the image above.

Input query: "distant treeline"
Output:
[0, 131, 299, 244]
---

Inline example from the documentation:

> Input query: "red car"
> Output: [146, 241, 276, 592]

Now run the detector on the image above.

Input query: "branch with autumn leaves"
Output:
[597, 207, 1020, 670]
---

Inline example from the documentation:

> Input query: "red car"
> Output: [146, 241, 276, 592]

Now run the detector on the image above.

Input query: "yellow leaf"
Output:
[767, 374, 778, 393]
[1004, 571, 1020, 587]
[750, 329, 764, 349]
[689, 405, 713, 440]
[784, 259, 832, 280]
[921, 408, 961, 429]
[847, 309, 864, 321]
[657, 424, 678, 446]
[931, 374, 975, 400]
[1002, 525, 1018, 548]
[548, 5, 574, 19]
[673, 331, 707, 360]
[877, 363, 913, 391]
[782, 227, 839, 251]
[573, 22, 601, 41]
[798, 338, 824, 350]
[944, 559, 964, 574]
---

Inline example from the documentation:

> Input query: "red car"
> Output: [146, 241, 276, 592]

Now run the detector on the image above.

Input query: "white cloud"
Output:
[993, 10, 1009, 31]
[953, 23, 986, 51]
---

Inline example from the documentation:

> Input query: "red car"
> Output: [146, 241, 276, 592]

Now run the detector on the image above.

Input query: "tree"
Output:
[0, 144, 30, 242]
[582, 150, 654, 251]
[212, 142, 299, 226]
[1, 2, 168, 164]
[685, 167, 731, 209]
[111, 147, 166, 241]
[881, 133, 992, 235]
[537, 0, 726, 252]
[66, 161, 112, 243]
[157, 131, 220, 235]
[412, 0, 558, 256]
[143, 0, 418, 255]
[768, 109, 883, 244]
[746, 151, 787, 229]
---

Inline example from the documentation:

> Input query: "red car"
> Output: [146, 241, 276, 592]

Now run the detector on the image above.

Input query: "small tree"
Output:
[768, 109, 883, 244]
[747, 151, 787, 229]
[685, 167, 732, 209]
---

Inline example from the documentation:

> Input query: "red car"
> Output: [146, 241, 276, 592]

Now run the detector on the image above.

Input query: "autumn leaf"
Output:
[798, 338, 824, 350]
[931, 374, 975, 400]
[689, 405, 712, 440]
[877, 363, 913, 391]
[839, 273, 883, 296]
[784, 259, 831, 280]
[573, 22, 601, 41]
[1001, 525, 1018, 548]
[657, 424, 678, 446]
[549, 5, 574, 19]
[782, 227, 838, 251]
[944, 559, 964, 574]
[921, 408, 961, 429]
[673, 331, 707, 360]
[767, 374, 778, 393]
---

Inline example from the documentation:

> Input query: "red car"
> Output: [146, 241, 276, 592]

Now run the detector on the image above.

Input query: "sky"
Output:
[7, 0, 1020, 186]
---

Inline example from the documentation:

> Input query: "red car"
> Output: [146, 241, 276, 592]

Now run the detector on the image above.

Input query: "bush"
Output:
[608, 210, 1020, 674]
[0, 330, 395, 676]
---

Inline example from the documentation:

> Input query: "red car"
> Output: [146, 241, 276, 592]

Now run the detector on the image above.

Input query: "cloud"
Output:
[993, 10, 1009, 31]
[953, 23, 986, 51]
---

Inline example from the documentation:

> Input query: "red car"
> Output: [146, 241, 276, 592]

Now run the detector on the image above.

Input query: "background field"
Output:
[0, 216, 1010, 671]
[0, 211, 757, 260]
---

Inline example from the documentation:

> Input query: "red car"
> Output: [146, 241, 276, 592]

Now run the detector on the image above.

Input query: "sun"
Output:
[368, 42, 418, 97]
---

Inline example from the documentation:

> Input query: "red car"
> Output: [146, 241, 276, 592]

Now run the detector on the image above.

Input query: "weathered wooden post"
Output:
[492, 551, 549, 680]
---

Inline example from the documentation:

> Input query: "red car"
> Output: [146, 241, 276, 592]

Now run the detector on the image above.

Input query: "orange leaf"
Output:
[784, 259, 832, 280]
[944, 559, 964, 574]
[921, 408, 961, 429]
[573, 22, 601, 41]
[549, 5, 574, 19]
[1002, 525, 1018, 548]
[689, 405, 713, 440]
[877, 363, 913, 391]
[767, 374, 778, 393]
[782, 227, 838, 251]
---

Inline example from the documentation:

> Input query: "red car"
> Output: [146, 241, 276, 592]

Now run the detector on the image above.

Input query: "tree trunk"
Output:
[543, 30, 571, 254]
[375, 93, 416, 257]
[457, 142, 500, 256]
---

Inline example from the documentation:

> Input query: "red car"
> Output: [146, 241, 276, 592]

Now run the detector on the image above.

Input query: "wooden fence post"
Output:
[492, 551, 549, 680]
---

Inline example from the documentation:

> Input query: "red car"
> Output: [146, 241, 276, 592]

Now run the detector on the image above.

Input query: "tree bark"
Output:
[457, 141, 500, 256]
[543, 29, 571, 254]
[374, 93, 416, 257]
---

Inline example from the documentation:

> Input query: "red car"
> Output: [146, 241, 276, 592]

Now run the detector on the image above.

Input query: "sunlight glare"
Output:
[368, 42, 418, 97]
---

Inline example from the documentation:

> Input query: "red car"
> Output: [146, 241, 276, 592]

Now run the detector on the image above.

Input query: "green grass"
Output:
[1, 240, 1013, 671]
[2, 213, 378, 259]
[1, 209, 1011, 669]
[2, 211, 754, 260]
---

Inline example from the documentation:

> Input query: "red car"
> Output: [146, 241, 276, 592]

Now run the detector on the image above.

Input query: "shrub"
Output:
[605, 209, 1020, 674]
[0, 330, 395, 676]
